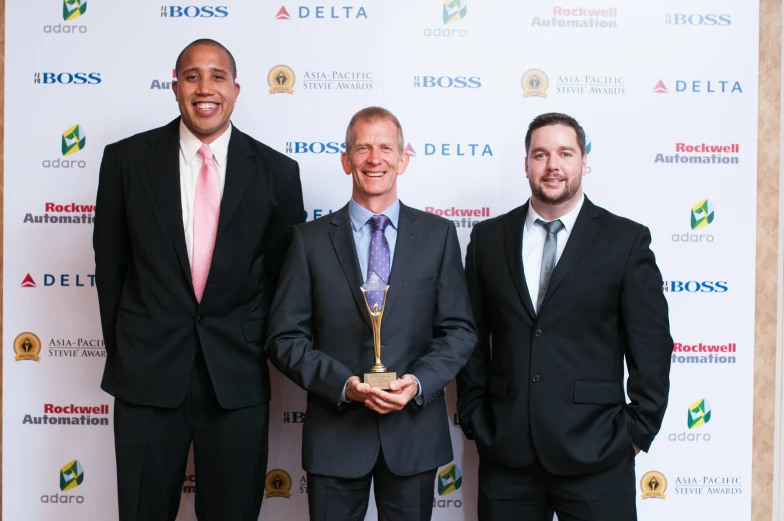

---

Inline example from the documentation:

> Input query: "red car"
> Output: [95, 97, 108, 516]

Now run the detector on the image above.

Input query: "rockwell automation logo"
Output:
[23, 202, 96, 225]
[23, 403, 110, 427]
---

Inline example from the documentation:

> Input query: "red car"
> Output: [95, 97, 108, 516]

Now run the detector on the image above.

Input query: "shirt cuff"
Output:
[340, 379, 351, 405]
[414, 376, 424, 406]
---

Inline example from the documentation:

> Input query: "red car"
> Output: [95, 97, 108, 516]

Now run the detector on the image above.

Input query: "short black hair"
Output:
[525, 112, 586, 156]
[175, 38, 237, 80]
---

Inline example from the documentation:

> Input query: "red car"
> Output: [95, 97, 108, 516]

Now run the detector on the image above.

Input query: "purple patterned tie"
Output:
[366, 214, 391, 309]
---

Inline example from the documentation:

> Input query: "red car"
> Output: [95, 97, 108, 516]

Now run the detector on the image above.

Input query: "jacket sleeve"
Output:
[265, 226, 355, 405]
[407, 223, 477, 408]
[456, 224, 493, 439]
[93, 144, 130, 356]
[621, 226, 673, 452]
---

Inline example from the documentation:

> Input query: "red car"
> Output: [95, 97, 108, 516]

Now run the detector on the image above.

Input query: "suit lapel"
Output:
[217, 126, 256, 239]
[382, 203, 417, 324]
[328, 206, 372, 328]
[504, 204, 536, 320]
[144, 118, 192, 286]
[538, 198, 602, 312]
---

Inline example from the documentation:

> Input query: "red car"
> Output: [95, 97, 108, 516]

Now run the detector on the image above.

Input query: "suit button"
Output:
[197, 317, 204, 325]
[532, 375, 540, 383]
[535, 329, 542, 337]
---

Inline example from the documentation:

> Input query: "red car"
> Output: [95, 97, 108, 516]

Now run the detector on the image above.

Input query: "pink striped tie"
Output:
[192, 145, 220, 302]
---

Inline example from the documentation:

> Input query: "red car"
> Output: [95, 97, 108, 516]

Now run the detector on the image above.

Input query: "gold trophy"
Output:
[360, 272, 397, 389]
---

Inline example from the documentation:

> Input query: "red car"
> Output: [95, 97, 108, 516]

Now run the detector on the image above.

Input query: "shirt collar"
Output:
[179, 119, 232, 168]
[349, 199, 400, 232]
[525, 194, 585, 233]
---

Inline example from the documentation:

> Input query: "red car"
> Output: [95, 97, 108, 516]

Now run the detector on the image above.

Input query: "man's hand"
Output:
[345, 376, 373, 403]
[364, 374, 419, 414]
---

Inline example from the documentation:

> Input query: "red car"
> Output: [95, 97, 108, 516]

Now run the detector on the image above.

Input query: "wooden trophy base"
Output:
[363, 371, 397, 390]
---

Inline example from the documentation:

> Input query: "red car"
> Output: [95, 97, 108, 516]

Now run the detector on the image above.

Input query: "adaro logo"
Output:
[443, 0, 467, 24]
[265, 469, 292, 498]
[688, 398, 712, 429]
[41, 460, 85, 503]
[275, 6, 291, 19]
[62, 124, 86, 156]
[14, 332, 42, 362]
[438, 464, 462, 495]
[63, 0, 87, 20]
[691, 199, 715, 230]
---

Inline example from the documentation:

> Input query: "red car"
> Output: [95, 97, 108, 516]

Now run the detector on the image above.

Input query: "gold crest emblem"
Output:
[521, 69, 548, 98]
[265, 469, 292, 498]
[640, 470, 667, 499]
[268, 65, 295, 94]
[14, 332, 41, 362]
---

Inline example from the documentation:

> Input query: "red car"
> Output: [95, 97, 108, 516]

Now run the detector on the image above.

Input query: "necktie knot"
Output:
[370, 214, 391, 233]
[536, 218, 564, 235]
[198, 145, 214, 162]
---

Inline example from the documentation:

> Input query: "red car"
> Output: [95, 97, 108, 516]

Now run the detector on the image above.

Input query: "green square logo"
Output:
[63, 0, 87, 21]
[690, 199, 714, 230]
[437, 463, 462, 495]
[687, 398, 712, 430]
[443, 0, 467, 25]
[62, 125, 86, 156]
[60, 460, 84, 491]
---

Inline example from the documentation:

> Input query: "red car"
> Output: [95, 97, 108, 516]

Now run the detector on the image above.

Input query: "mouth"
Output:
[193, 102, 220, 115]
[542, 177, 564, 187]
[363, 171, 386, 178]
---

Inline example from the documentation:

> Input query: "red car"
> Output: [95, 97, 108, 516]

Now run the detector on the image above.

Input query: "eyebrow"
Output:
[530, 145, 577, 154]
[179, 67, 229, 76]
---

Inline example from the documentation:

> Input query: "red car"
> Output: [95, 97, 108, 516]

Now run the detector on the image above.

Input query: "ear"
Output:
[341, 151, 352, 175]
[233, 81, 241, 100]
[172, 80, 179, 102]
[581, 151, 588, 176]
[396, 151, 411, 176]
[524, 156, 529, 178]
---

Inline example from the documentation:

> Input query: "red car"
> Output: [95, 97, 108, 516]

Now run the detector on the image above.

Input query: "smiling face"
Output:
[341, 118, 410, 212]
[525, 123, 587, 214]
[172, 44, 239, 144]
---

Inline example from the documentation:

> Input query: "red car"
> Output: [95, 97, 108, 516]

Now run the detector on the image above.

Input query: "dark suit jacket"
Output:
[94, 118, 304, 409]
[457, 197, 672, 476]
[265, 203, 476, 478]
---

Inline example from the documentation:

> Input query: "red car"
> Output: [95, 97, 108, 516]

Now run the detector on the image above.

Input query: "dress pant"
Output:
[307, 448, 437, 521]
[113, 353, 269, 521]
[478, 456, 636, 521]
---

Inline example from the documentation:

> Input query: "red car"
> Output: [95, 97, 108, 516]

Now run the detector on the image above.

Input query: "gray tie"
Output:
[535, 218, 564, 313]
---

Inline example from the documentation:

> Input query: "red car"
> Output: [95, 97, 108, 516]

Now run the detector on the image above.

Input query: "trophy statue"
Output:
[360, 272, 397, 389]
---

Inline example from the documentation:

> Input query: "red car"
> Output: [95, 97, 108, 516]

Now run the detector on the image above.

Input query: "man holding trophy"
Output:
[266, 106, 476, 521]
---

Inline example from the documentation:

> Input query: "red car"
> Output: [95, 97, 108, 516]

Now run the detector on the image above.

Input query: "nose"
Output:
[367, 148, 382, 165]
[546, 154, 561, 172]
[196, 76, 215, 95]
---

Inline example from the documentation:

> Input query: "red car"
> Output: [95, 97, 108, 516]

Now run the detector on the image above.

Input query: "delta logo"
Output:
[532, 6, 618, 29]
[34, 72, 101, 85]
[274, 5, 368, 19]
[285, 141, 346, 154]
[423, 0, 468, 38]
[434, 463, 463, 508]
[669, 398, 712, 442]
[23, 403, 110, 427]
[41, 460, 85, 504]
[652, 79, 742, 94]
[654, 142, 740, 165]
[160, 5, 229, 17]
[151, 69, 177, 90]
[20, 273, 96, 288]
[44, 0, 88, 34]
[671, 342, 737, 365]
[413, 75, 482, 89]
[23, 202, 96, 225]
[665, 13, 731, 27]
[425, 205, 491, 229]
[404, 142, 493, 157]
[672, 199, 715, 243]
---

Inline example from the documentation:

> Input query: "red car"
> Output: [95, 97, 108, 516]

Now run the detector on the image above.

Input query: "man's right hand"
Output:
[344, 376, 373, 403]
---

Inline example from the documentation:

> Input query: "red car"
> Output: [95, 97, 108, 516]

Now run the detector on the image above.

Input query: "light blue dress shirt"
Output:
[340, 199, 422, 404]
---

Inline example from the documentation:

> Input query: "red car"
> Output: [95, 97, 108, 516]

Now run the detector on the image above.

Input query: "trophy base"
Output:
[363, 371, 397, 390]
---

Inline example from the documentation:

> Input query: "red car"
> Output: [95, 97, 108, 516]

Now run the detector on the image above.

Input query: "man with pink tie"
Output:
[93, 39, 304, 521]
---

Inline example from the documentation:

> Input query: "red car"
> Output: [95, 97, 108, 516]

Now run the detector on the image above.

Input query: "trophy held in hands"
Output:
[360, 272, 397, 389]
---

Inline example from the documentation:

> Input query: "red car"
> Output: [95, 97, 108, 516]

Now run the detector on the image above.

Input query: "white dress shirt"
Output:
[179, 120, 231, 267]
[522, 194, 585, 310]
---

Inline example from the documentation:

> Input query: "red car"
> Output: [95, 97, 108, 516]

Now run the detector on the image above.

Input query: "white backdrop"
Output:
[4, 0, 759, 520]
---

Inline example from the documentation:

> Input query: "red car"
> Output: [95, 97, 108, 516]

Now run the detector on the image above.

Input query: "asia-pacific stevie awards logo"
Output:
[151, 69, 177, 90]
[42, 124, 87, 169]
[44, 0, 88, 34]
[268, 65, 373, 93]
[671, 199, 715, 243]
[652, 79, 742, 94]
[13, 331, 105, 360]
[668, 398, 712, 442]
[522, 69, 623, 97]
[23, 403, 110, 427]
[433, 463, 463, 508]
[160, 5, 228, 18]
[41, 460, 85, 504]
[531, 6, 618, 29]
[424, 0, 468, 37]
[265, 469, 293, 499]
[640, 471, 667, 500]
[274, 4, 368, 20]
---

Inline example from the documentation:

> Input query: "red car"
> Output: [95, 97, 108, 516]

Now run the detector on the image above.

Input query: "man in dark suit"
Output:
[457, 112, 672, 521]
[93, 39, 304, 521]
[265, 106, 476, 521]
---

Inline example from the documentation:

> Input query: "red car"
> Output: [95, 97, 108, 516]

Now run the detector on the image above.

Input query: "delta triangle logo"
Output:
[275, 6, 291, 20]
[21, 274, 37, 288]
[653, 80, 668, 94]
[404, 143, 417, 156]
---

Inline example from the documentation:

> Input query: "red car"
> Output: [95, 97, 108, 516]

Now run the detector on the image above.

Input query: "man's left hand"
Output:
[364, 374, 419, 414]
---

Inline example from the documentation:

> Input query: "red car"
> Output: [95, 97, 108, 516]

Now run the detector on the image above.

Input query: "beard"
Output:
[531, 176, 580, 205]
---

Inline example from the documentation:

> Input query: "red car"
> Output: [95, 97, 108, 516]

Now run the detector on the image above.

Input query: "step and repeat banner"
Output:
[4, 0, 758, 520]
